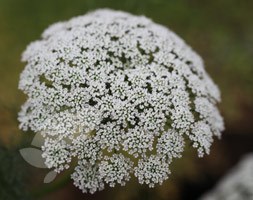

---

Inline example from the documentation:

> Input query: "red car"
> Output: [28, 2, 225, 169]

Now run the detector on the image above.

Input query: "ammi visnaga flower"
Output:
[18, 9, 224, 193]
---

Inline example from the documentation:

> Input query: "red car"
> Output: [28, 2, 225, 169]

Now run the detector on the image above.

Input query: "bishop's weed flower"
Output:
[18, 9, 224, 193]
[201, 154, 253, 200]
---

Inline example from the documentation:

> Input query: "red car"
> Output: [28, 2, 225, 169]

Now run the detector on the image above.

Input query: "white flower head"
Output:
[201, 154, 253, 200]
[18, 9, 224, 193]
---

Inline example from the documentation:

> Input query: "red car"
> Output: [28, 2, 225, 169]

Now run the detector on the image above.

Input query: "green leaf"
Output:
[19, 148, 47, 168]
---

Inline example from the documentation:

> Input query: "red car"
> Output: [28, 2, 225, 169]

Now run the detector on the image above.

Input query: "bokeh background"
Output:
[0, 0, 253, 199]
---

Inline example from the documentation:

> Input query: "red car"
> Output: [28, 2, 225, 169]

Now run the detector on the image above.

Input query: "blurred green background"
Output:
[0, 0, 253, 199]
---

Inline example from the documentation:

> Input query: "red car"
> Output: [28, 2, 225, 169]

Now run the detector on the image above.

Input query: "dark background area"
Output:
[0, 0, 253, 199]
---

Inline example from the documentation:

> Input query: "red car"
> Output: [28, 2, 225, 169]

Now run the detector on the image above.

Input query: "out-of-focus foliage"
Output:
[0, 144, 31, 200]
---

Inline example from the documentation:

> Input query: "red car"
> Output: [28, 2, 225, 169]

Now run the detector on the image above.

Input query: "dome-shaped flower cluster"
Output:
[18, 9, 224, 193]
[201, 154, 253, 200]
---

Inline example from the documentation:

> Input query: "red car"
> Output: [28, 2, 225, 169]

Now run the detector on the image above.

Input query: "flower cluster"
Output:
[201, 154, 253, 200]
[18, 9, 224, 193]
